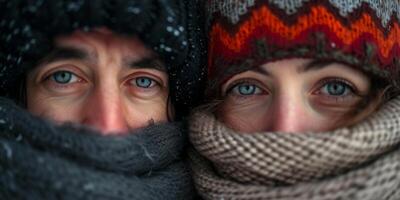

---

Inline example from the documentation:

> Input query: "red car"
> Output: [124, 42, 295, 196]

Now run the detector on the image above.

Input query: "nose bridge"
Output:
[270, 89, 305, 133]
[82, 79, 128, 134]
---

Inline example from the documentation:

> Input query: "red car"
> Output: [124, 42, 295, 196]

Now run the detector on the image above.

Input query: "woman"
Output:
[0, 0, 205, 199]
[190, 1, 400, 199]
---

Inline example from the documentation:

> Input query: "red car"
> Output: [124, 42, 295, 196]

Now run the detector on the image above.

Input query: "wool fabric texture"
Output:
[189, 96, 400, 199]
[206, 0, 400, 90]
[0, 97, 193, 200]
[0, 0, 206, 116]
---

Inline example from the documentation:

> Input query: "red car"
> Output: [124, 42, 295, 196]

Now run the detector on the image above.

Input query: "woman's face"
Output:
[218, 58, 371, 133]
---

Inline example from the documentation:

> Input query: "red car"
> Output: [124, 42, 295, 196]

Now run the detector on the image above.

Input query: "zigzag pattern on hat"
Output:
[208, 0, 400, 79]
[208, 0, 400, 28]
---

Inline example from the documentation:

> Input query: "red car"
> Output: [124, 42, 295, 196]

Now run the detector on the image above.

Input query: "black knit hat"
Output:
[0, 0, 206, 117]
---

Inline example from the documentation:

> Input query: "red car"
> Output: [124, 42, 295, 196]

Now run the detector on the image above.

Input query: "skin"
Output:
[218, 58, 372, 133]
[26, 28, 171, 135]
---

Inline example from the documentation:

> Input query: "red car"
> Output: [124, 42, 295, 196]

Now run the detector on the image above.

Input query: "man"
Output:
[0, 0, 205, 199]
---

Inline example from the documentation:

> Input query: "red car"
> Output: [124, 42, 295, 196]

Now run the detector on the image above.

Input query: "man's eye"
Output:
[230, 83, 263, 96]
[320, 80, 354, 96]
[49, 71, 79, 84]
[133, 77, 157, 88]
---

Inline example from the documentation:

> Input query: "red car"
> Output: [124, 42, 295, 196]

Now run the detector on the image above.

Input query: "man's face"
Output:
[26, 28, 171, 135]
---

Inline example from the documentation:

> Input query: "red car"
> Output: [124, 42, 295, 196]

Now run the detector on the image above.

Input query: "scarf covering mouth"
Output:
[0, 97, 194, 200]
[189, 97, 400, 200]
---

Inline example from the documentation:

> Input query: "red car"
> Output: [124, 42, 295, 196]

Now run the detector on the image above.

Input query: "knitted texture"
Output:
[189, 96, 400, 199]
[206, 0, 400, 86]
[0, 0, 206, 116]
[0, 98, 194, 200]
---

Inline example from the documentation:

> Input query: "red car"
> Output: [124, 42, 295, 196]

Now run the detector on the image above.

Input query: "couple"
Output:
[1, 0, 400, 199]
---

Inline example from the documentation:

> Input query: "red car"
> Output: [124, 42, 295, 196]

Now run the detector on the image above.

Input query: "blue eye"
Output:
[321, 81, 352, 96]
[135, 77, 155, 88]
[50, 71, 78, 84]
[231, 83, 263, 96]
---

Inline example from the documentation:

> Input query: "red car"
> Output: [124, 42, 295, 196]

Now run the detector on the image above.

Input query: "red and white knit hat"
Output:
[207, 0, 400, 89]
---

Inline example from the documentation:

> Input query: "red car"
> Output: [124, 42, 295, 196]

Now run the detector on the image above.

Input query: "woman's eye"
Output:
[320, 81, 353, 96]
[49, 71, 79, 84]
[133, 77, 157, 88]
[230, 83, 263, 96]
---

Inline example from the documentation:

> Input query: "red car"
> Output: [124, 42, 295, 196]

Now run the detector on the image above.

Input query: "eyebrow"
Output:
[251, 66, 270, 76]
[298, 60, 335, 73]
[128, 57, 166, 72]
[248, 60, 336, 75]
[40, 47, 90, 64]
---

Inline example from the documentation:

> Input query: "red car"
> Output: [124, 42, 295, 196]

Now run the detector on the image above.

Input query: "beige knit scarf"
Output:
[189, 97, 400, 200]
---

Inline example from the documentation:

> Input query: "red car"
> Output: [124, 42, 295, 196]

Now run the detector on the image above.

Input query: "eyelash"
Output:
[38, 66, 166, 97]
[43, 70, 84, 89]
[313, 78, 358, 96]
[225, 79, 267, 97]
[129, 76, 160, 89]
[223, 77, 361, 101]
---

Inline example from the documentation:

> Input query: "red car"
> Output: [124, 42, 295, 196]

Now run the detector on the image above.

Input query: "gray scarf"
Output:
[189, 97, 400, 200]
[0, 97, 194, 200]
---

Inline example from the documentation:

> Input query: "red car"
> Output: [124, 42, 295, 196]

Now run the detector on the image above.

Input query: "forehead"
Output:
[54, 29, 154, 63]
